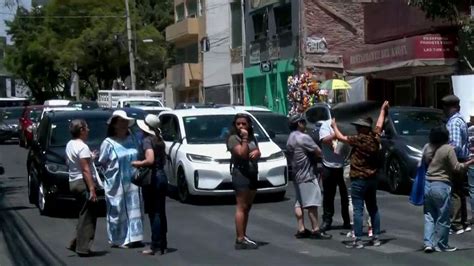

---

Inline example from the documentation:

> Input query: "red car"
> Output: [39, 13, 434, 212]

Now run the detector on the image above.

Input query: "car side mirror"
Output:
[0, 166, 4, 175]
[268, 130, 276, 139]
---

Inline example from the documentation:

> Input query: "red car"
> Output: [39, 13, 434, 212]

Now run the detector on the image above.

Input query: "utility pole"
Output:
[125, 0, 137, 90]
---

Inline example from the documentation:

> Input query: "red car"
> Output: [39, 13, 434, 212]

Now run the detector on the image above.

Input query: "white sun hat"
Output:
[136, 114, 161, 136]
[107, 110, 135, 127]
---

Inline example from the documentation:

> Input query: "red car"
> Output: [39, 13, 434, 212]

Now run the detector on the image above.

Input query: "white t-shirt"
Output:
[319, 120, 344, 168]
[66, 139, 97, 183]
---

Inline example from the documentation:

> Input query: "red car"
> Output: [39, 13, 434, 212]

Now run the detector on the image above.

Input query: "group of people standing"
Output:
[65, 110, 169, 257]
[225, 101, 389, 249]
[284, 101, 388, 249]
[422, 95, 474, 253]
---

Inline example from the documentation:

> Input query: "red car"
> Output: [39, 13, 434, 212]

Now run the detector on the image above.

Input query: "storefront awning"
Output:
[343, 34, 458, 76]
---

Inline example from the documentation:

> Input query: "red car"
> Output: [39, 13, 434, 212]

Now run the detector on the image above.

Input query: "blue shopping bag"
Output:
[409, 163, 426, 206]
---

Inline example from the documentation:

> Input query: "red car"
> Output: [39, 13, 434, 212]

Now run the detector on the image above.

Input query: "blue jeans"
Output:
[351, 178, 380, 240]
[424, 180, 451, 249]
[468, 167, 474, 219]
[143, 169, 168, 251]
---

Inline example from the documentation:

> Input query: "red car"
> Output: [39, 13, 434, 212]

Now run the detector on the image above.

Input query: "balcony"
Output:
[168, 63, 201, 89]
[166, 17, 200, 43]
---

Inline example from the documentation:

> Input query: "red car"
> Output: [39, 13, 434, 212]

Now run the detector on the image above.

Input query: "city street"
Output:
[1, 143, 474, 266]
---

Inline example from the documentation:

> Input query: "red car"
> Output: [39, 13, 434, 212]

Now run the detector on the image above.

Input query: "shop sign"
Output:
[305, 37, 328, 54]
[249, 42, 261, 65]
[268, 39, 280, 60]
[344, 34, 457, 70]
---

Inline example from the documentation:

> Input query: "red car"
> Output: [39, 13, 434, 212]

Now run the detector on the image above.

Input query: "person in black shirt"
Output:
[132, 114, 168, 255]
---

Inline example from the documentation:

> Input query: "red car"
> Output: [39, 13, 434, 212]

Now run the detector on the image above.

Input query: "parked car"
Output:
[19, 105, 43, 148]
[44, 99, 70, 106]
[27, 110, 110, 215]
[380, 107, 444, 193]
[158, 108, 288, 203]
[67, 101, 100, 110]
[0, 107, 23, 143]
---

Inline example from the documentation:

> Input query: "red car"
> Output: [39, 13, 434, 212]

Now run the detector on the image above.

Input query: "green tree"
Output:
[5, 0, 173, 101]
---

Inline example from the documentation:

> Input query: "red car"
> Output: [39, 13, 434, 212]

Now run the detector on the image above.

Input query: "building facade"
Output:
[244, 0, 367, 114]
[165, 0, 244, 107]
[344, 0, 466, 108]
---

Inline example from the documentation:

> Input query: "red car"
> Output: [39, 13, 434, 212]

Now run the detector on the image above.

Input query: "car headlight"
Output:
[186, 153, 215, 163]
[266, 151, 285, 161]
[45, 162, 69, 173]
[407, 145, 422, 157]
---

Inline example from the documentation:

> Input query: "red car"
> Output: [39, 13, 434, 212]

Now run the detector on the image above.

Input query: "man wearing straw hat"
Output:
[331, 101, 389, 249]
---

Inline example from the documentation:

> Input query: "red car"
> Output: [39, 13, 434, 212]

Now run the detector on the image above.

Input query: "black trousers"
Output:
[322, 166, 350, 226]
[451, 165, 468, 230]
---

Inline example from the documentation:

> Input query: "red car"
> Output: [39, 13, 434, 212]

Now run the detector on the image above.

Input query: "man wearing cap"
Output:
[286, 114, 332, 240]
[442, 95, 470, 234]
[331, 101, 389, 249]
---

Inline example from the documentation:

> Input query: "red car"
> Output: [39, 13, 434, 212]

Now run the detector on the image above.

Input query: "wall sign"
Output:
[306, 37, 328, 54]
[249, 43, 261, 65]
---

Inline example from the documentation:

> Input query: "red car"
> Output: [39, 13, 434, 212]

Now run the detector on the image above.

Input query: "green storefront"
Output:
[244, 59, 295, 115]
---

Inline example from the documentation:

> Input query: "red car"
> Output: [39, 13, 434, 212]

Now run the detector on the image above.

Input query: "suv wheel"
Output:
[27, 170, 36, 204]
[37, 181, 53, 215]
[177, 170, 191, 203]
[387, 157, 406, 194]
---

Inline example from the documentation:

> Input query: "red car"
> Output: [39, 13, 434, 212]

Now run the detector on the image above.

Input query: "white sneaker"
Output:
[455, 228, 465, 235]
[464, 226, 472, 232]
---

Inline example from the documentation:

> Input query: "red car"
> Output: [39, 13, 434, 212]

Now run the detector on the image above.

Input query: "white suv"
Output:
[159, 108, 288, 202]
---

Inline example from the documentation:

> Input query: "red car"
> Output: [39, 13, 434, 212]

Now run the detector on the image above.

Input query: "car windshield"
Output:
[250, 112, 290, 135]
[183, 115, 270, 144]
[1, 107, 23, 120]
[124, 100, 163, 107]
[29, 108, 43, 122]
[49, 118, 108, 147]
[390, 110, 444, 136]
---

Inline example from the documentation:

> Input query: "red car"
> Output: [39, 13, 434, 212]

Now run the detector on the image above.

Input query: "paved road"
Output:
[1, 143, 474, 266]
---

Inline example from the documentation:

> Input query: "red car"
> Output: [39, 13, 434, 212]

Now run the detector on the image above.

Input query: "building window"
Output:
[274, 3, 291, 33]
[175, 43, 199, 64]
[176, 3, 185, 22]
[231, 1, 243, 48]
[187, 0, 198, 18]
[252, 12, 267, 40]
[232, 74, 244, 104]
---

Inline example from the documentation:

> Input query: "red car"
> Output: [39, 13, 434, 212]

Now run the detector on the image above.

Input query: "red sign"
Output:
[344, 34, 457, 70]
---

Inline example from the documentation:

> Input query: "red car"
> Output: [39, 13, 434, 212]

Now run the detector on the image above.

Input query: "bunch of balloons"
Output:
[287, 72, 326, 116]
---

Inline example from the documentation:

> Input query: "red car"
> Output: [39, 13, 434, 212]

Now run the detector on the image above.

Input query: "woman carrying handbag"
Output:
[132, 114, 169, 255]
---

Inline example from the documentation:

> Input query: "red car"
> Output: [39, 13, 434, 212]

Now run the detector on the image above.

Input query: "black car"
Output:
[0, 107, 23, 143]
[380, 107, 445, 193]
[27, 110, 110, 215]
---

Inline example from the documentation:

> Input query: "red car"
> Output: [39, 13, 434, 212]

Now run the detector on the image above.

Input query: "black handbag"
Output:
[132, 167, 152, 187]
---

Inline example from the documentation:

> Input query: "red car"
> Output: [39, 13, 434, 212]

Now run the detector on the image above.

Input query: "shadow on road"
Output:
[168, 193, 290, 206]
[0, 181, 67, 265]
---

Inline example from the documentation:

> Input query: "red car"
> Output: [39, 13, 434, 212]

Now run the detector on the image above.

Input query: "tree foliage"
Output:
[4, 0, 173, 102]
[408, 0, 464, 21]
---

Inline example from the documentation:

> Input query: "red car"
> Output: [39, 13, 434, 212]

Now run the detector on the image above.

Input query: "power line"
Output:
[0, 12, 125, 19]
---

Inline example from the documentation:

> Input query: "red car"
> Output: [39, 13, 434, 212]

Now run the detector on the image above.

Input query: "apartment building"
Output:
[165, 0, 244, 106]
[244, 0, 367, 114]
